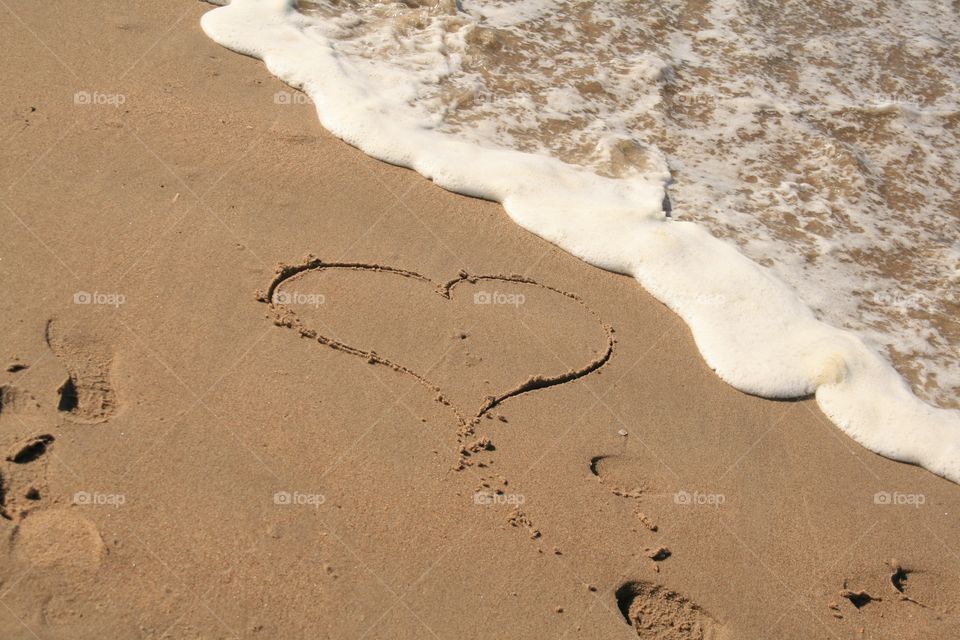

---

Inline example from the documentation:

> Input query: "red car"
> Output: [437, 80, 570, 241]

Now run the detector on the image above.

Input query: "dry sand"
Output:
[1, 1, 959, 638]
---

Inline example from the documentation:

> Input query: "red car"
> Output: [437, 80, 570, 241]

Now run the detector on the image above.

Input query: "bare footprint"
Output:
[828, 563, 960, 637]
[590, 454, 650, 497]
[591, 454, 659, 532]
[615, 580, 725, 639]
[881, 559, 959, 616]
[45, 320, 118, 423]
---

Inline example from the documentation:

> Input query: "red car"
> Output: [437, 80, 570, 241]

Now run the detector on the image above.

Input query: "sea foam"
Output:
[201, 0, 960, 483]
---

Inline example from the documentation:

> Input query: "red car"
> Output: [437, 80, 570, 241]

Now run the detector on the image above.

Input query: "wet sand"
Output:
[1, 1, 959, 638]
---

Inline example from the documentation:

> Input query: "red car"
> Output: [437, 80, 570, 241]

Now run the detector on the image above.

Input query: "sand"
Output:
[1, 1, 958, 638]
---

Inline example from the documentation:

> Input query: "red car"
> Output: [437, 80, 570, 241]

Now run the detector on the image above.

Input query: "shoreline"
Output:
[202, 0, 960, 485]
[1, 2, 959, 638]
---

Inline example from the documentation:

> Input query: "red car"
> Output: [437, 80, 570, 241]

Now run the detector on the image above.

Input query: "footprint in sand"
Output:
[590, 454, 659, 532]
[45, 320, 118, 423]
[1, 321, 118, 519]
[11, 509, 105, 571]
[0, 370, 56, 519]
[0, 383, 40, 418]
[589, 454, 653, 497]
[883, 559, 957, 611]
[0, 384, 22, 416]
[826, 562, 960, 639]
[0, 331, 110, 594]
[1, 434, 56, 520]
[6, 434, 55, 465]
[615, 580, 726, 640]
[831, 560, 960, 623]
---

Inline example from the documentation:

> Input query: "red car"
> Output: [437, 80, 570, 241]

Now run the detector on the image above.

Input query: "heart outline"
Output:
[259, 257, 615, 452]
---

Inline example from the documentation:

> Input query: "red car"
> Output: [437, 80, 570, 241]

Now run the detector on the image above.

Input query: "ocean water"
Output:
[201, 0, 960, 482]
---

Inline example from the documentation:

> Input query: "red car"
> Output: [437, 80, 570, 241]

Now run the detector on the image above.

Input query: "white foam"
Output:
[201, 0, 960, 483]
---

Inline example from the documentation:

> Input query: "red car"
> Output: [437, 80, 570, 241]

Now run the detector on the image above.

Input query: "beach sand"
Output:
[1, 1, 958, 638]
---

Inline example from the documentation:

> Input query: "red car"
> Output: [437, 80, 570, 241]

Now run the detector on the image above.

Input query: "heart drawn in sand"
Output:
[260, 257, 614, 454]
